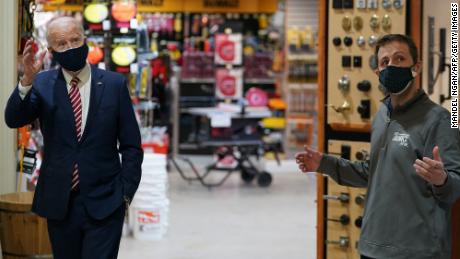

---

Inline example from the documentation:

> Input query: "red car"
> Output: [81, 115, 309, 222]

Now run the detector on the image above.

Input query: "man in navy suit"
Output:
[4, 16, 143, 259]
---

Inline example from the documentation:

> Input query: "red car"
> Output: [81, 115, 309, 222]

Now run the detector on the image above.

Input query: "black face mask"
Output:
[52, 43, 89, 72]
[379, 65, 414, 95]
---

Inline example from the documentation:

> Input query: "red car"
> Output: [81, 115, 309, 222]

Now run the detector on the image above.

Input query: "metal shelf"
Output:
[180, 78, 215, 84]
[287, 53, 318, 62]
[244, 78, 276, 84]
[179, 143, 199, 149]
[287, 83, 318, 90]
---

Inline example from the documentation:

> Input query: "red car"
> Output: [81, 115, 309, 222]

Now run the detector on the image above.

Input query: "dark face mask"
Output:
[52, 43, 89, 72]
[379, 65, 414, 95]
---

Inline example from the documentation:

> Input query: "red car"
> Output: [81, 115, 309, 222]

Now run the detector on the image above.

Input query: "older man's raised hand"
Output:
[21, 39, 46, 86]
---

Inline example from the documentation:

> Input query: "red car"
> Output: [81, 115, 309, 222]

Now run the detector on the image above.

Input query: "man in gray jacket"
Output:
[296, 34, 460, 259]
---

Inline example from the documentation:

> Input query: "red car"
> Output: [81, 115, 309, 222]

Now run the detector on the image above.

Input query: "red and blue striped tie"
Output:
[69, 77, 81, 190]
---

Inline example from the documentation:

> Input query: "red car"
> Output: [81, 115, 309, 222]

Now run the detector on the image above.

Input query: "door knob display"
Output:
[353, 16, 363, 31]
[355, 194, 366, 205]
[382, 0, 392, 9]
[367, 0, 378, 9]
[357, 80, 371, 92]
[338, 75, 350, 92]
[328, 101, 351, 113]
[369, 54, 378, 70]
[327, 214, 350, 226]
[344, 36, 353, 46]
[355, 216, 363, 228]
[370, 14, 380, 30]
[357, 36, 366, 47]
[382, 14, 392, 30]
[333, 36, 342, 46]
[357, 100, 371, 119]
[368, 35, 378, 47]
[342, 16, 352, 31]
[356, 0, 366, 9]
[355, 149, 369, 161]
[394, 0, 403, 9]
[323, 192, 350, 203]
[326, 236, 350, 248]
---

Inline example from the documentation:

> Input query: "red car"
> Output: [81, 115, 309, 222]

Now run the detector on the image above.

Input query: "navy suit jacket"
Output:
[5, 67, 143, 220]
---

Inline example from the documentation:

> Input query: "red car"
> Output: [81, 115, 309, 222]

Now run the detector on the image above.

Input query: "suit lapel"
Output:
[80, 66, 105, 143]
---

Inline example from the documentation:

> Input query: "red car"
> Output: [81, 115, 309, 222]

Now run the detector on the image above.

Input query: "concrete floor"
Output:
[118, 158, 317, 259]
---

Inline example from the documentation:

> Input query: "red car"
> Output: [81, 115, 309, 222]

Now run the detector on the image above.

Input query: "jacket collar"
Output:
[80, 65, 105, 143]
[61, 62, 91, 87]
[382, 89, 427, 115]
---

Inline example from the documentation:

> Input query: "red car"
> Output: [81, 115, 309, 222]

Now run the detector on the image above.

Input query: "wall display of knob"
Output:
[357, 80, 371, 92]
[382, 14, 392, 30]
[355, 216, 363, 228]
[326, 236, 350, 248]
[341, 144, 351, 160]
[333, 37, 342, 46]
[357, 36, 366, 47]
[367, 0, 378, 9]
[369, 54, 378, 69]
[355, 149, 369, 161]
[342, 0, 353, 8]
[368, 35, 378, 47]
[369, 14, 380, 30]
[356, 0, 366, 9]
[330, 145, 351, 159]
[323, 192, 350, 203]
[344, 36, 353, 46]
[342, 16, 352, 31]
[394, 0, 403, 9]
[342, 55, 352, 68]
[338, 75, 350, 92]
[355, 194, 366, 205]
[382, 0, 392, 9]
[353, 16, 363, 31]
[328, 100, 351, 113]
[368, 36, 378, 47]
[327, 214, 350, 226]
[357, 100, 371, 119]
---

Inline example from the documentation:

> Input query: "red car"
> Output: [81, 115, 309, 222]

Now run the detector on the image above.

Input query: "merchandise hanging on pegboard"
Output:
[18, 0, 36, 55]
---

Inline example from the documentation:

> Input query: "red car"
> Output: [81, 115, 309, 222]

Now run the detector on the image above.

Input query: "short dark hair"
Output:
[374, 34, 419, 64]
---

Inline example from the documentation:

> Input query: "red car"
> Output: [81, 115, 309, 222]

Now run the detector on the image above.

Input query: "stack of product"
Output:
[129, 153, 169, 240]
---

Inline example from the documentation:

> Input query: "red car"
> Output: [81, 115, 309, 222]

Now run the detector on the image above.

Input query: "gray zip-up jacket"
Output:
[318, 90, 460, 258]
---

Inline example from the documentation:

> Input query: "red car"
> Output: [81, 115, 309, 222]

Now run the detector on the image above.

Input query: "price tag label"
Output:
[130, 63, 139, 74]
[210, 112, 231, 128]
[102, 20, 111, 31]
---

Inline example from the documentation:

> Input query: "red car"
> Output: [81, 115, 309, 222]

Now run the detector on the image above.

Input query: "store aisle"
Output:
[118, 158, 317, 259]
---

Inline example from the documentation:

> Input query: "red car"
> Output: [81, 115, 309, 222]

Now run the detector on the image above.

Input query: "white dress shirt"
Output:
[18, 63, 92, 133]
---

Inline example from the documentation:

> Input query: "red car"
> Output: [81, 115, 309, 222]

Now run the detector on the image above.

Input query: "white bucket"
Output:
[131, 193, 168, 206]
[142, 154, 167, 167]
[131, 202, 169, 240]
[139, 173, 168, 185]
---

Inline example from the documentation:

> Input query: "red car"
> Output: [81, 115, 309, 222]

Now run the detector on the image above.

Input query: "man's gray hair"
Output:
[46, 16, 84, 43]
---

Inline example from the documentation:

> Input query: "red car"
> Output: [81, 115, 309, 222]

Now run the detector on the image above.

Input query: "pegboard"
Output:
[326, 0, 406, 129]
[325, 139, 370, 259]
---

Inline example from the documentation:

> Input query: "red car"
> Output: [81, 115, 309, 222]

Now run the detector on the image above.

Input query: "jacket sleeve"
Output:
[317, 154, 369, 188]
[117, 77, 143, 201]
[4, 85, 40, 128]
[427, 112, 460, 204]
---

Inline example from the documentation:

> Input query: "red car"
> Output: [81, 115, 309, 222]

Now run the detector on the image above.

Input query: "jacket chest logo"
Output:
[392, 132, 410, 147]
